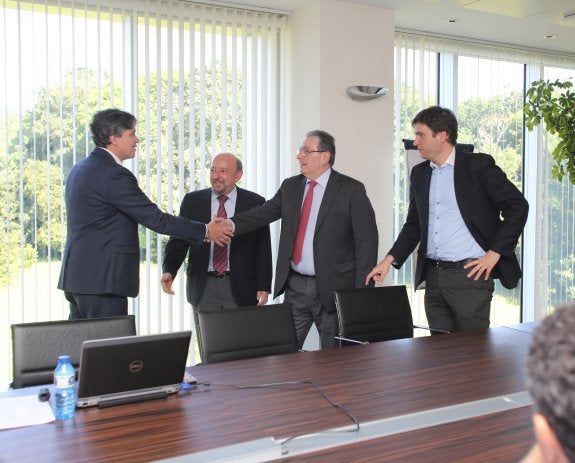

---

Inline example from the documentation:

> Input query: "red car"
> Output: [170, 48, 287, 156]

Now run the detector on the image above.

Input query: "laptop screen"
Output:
[76, 331, 191, 408]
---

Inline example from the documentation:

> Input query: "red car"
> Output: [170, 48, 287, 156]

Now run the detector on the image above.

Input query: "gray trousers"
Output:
[284, 273, 338, 350]
[193, 276, 238, 361]
[424, 263, 494, 333]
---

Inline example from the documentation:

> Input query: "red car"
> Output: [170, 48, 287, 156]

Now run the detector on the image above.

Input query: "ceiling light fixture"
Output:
[543, 35, 557, 39]
[563, 10, 575, 20]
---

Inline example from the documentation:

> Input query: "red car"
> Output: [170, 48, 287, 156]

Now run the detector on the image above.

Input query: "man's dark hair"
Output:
[411, 106, 458, 145]
[90, 109, 137, 148]
[527, 303, 575, 462]
[306, 129, 336, 165]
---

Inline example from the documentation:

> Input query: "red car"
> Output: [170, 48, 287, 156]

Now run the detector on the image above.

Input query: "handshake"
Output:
[205, 218, 234, 246]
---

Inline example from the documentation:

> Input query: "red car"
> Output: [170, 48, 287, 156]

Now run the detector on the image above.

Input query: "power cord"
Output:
[194, 379, 360, 450]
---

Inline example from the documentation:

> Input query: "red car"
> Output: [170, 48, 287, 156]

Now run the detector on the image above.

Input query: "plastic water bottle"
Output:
[53, 355, 76, 420]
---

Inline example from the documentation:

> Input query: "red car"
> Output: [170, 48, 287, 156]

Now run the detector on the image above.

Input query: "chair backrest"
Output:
[11, 315, 137, 389]
[334, 285, 414, 344]
[197, 303, 298, 364]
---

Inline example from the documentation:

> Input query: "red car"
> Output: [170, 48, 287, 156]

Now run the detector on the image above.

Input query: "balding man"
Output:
[161, 153, 272, 360]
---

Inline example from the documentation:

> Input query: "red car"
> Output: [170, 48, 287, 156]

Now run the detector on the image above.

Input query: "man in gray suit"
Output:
[58, 109, 232, 319]
[228, 130, 378, 349]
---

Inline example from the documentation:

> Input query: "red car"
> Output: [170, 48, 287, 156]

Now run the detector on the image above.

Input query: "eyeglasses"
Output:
[296, 147, 325, 156]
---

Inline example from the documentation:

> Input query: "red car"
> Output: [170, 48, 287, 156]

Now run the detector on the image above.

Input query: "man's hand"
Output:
[365, 255, 395, 286]
[161, 272, 175, 295]
[206, 217, 233, 246]
[256, 291, 269, 306]
[464, 250, 501, 281]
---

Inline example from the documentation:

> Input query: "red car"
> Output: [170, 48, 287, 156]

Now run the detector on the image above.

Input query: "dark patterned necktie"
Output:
[213, 195, 229, 273]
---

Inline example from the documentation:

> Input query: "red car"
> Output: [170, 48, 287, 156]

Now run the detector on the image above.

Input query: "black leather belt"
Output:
[425, 258, 475, 269]
[206, 271, 230, 278]
[289, 269, 315, 278]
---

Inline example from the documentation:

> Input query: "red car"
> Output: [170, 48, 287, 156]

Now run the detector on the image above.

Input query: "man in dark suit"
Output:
[58, 109, 231, 320]
[161, 152, 272, 359]
[228, 130, 379, 349]
[366, 106, 528, 332]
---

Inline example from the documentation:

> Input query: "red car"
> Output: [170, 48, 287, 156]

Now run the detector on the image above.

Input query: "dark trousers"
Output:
[193, 275, 238, 361]
[65, 292, 128, 319]
[284, 273, 338, 350]
[423, 264, 494, 333]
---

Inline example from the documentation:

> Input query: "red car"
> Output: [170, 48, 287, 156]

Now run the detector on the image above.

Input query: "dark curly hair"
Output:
[527, 303, 575, 462]
[411, 106, 458, 145]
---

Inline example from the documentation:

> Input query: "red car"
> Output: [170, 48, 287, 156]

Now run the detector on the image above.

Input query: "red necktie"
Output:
[213, 195, 229, 273]
[292, 181, 317, 264]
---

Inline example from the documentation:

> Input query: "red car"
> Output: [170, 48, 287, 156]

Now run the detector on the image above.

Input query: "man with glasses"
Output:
[226, 130, 378, 349]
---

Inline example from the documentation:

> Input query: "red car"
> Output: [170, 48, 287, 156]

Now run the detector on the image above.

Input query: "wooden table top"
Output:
[0, 327, 534, 462]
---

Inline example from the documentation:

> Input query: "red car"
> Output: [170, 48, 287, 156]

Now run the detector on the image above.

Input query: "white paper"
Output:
[0, 394, 55, 430]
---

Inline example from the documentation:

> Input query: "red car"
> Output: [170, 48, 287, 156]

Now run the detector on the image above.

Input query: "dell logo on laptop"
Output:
[129, 360, 144, 372]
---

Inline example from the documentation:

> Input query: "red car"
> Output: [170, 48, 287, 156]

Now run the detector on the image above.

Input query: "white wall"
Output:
[289, 0, 395, 261]
[288, 0, 395, 349]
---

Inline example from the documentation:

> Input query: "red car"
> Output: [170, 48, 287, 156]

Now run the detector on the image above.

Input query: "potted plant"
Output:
[524, 78, 575, 184]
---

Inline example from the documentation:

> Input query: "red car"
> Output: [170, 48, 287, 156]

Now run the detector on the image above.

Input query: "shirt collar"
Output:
[308, 168, 331, 188]
[212, 186, 238, 203]
[101, 147, 123, 165]
[430, 147, 456, 169]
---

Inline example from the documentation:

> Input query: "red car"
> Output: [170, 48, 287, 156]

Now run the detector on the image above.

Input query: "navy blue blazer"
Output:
[389, 149, 529, 289]
[232, 169, 379, 313]
[162, 187, 272, 306]
[58, 148, 206, 297]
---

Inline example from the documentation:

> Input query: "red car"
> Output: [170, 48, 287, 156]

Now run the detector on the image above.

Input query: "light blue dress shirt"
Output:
[426, 150, 485, 262]
[291, 169, 331, 275]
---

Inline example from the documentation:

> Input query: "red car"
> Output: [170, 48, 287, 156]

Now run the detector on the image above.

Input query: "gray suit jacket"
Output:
[232, 169, 379, 313]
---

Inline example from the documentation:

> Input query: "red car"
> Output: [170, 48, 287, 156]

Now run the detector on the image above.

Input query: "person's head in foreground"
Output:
[523, 303, 575, 463]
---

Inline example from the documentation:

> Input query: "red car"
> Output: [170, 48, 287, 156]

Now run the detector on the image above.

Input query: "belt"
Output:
[289, 269, 315, 278]
[425, 258, 475, 269]
[206, 271, 230, 278]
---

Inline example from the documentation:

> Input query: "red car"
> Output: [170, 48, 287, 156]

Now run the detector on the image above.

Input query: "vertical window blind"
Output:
[0, 0, 287, 386]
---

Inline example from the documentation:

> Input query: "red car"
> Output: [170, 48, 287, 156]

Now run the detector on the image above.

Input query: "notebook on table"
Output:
[76, 331, 191, 409]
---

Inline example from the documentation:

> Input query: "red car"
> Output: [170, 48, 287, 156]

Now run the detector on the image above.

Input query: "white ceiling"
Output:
[223, 0, 575, 55]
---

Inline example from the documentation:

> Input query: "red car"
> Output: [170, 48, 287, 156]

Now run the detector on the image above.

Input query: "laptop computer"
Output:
[76, 331, 191, 408]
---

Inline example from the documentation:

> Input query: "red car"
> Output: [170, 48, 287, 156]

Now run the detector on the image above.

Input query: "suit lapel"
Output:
[234, 187, 249, 214]
[315, 170, 340, 231]
[453, 149, 473, 227]
[199, 189, 213, 222]
[420, 164, 432, 222]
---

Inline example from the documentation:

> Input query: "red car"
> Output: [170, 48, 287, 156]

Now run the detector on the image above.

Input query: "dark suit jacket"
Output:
[389, 149, 529, 289]
[162, 187, 273, 306]
[232, 169, 379, 313]
[57, 148, 206, 297]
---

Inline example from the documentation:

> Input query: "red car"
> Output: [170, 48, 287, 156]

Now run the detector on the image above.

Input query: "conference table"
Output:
[0, 326, 535, 462]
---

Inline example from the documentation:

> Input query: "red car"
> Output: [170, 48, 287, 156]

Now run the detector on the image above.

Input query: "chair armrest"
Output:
[413, 324, 452, 334]
[334, 336, 369, 345]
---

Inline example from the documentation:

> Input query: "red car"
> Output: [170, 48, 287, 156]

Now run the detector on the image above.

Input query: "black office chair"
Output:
[11, 315, 137, 389]
[197, 303, 298, 364]
[334, 285, 449, 345]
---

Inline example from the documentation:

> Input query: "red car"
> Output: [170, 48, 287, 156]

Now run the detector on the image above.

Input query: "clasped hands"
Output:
[206, 217, 234, 246]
